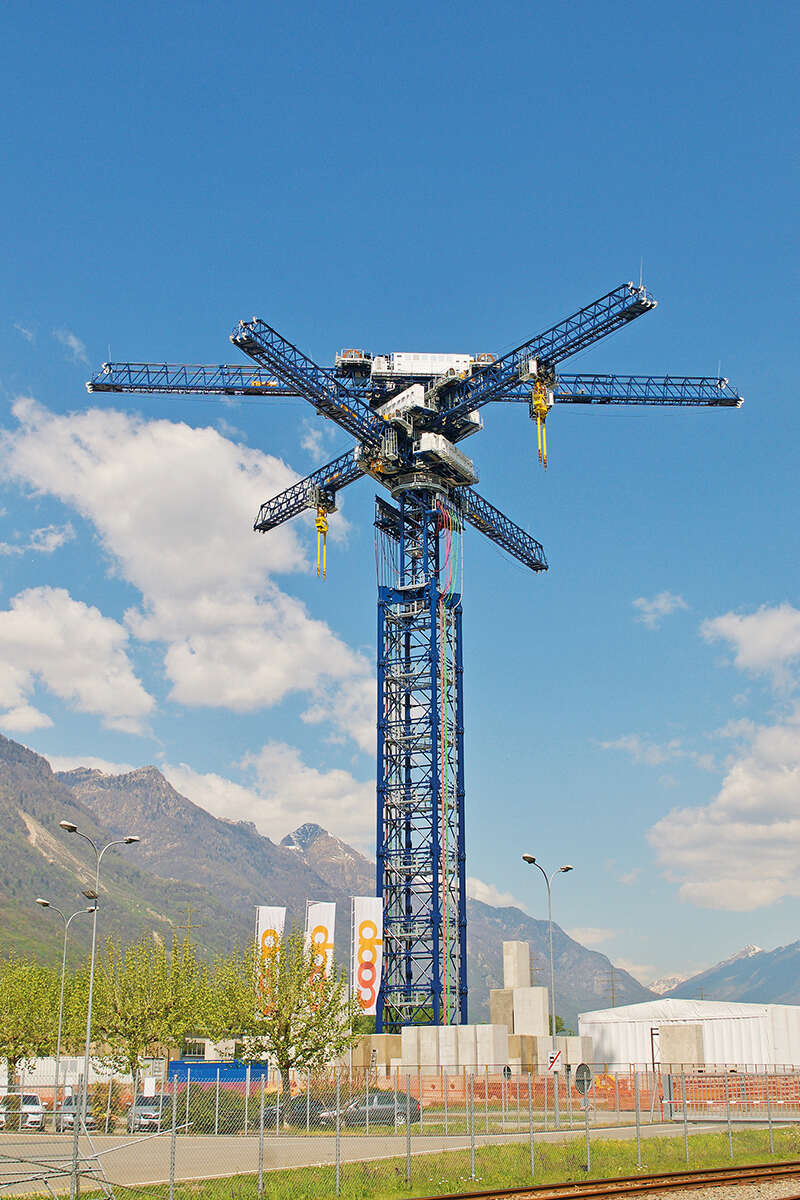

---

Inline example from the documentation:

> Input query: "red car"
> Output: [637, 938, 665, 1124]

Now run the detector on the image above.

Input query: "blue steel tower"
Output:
[88, 282, 742, 1032]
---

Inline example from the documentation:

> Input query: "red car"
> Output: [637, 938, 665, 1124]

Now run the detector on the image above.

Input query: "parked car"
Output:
[127, 1093, 171, 1133]
[0, 1093, 47, 1131]
[259, 1094, 341, 1129]
[55, 1096, 98, 1133]
[344, 1092, 420, 1128]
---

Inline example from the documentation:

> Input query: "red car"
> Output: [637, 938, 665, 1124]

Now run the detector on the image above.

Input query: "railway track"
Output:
[411, 1158, 800, 1200]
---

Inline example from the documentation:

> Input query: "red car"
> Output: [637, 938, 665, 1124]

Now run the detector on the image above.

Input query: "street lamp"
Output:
[521, 855, 574, 1048]
[35, 899, 96, 1125]
[58, 824, 139, 1142]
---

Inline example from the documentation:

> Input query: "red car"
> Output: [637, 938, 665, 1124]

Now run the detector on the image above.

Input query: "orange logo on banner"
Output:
[356, 919, 382, 1010]
[308, 924, 333, 989]
[258, 927, 280, 1012]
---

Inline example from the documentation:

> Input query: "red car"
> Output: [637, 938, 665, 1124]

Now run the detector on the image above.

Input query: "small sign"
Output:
[575, 1063, 593, 1095]
[142, 1077, 157, 1096]
[547, 1049, 562, 1073]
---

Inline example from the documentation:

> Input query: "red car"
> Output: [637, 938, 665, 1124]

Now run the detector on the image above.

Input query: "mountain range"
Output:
[6, 733, 799, 1026]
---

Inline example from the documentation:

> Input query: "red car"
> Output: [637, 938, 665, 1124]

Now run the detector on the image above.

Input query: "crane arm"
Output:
[492, 374, 743, 407]
[433, 283, 656, 431]
[86, 362, 299, 396]
[231, 319, 385, 444]
[458, 488, 548, 573]
[253, 449, 365, 532]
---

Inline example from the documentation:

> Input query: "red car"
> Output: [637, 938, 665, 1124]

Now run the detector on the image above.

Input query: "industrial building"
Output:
[579, 998, 800, 1071]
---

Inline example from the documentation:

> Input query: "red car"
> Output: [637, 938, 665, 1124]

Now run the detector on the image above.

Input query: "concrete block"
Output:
[476, 1023, 509, 1068]
[660, 1024, 704, 1068]
[513, 987, 550, 1037]
[353, 1034, 401, 1069]
[401, 1026, 419, 1066]
[509, 1034, 537, 1067]
[418, 1025, 440, 1068]
[439, 1026, 459, 1069]
[503, 941, 531, 990]
[490, 988, 514, 1031]
[457, 1024, 477, 1069]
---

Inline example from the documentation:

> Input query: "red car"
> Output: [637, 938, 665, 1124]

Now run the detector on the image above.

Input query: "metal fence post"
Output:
[681, 1072, 689, 1164]
[169, 1085, 178, 1200]
[544, 1071, 549, 1130]
[766, 1073, 774, 1155]
[584, 1090, 591, 1173]
[469, 1073, 476, 1181]
[306, 1070, 310, 1133]
[418, 1068, 422, 1133]
[184, 1068, 191, 1136]
[444, 1072, 448, 1135]
[335, 1069, 341, 1197]
[258, 1076, 265, 1200]
[245, 1064, 250, 1134]
[365, 1068, 369, 1136]
[70, 1070, 82, 1200]
[406, 1075, 411, 1186]
[615, 1072, 620, 1124]
[528, 1072, 535, 1178]
[275, 1072, 280, 1134]
[484, 1066, 489, 1133]
[214, 1067, 220, 1136]
[105, 1076, 113, 1134]
[634, 1071, 642, 1169]
[724, 1072, 733, 1158]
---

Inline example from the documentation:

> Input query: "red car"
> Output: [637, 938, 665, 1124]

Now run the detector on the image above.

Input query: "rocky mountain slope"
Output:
[661, 943, 800, 1004]
[2, 734, 652, 1024]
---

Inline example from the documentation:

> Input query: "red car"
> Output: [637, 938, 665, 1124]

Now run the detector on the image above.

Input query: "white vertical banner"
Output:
[305, 901, 336, 980]
[255, 906, 286, 1009]
[351, 897, 383, 1015]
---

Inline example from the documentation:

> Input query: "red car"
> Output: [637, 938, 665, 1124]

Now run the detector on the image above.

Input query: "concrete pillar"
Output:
[503, 941, 531, 990]
[490, 989, 514, 1031]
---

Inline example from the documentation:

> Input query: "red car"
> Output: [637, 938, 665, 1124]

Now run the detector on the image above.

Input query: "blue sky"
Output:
[1, 0, 798, 984]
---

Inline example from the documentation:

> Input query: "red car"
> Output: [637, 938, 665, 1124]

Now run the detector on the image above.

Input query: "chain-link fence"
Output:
[1, 1066, 799, 1198]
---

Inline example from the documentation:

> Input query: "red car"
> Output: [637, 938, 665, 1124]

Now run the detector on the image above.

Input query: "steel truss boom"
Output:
[253, 450, 365, 531]
[87, 362, 295, 395]
[504, 374, 744, 407]
[230, 318, 384, 444]
[433, 283, 657, 429]
[459, 489, 548, 572]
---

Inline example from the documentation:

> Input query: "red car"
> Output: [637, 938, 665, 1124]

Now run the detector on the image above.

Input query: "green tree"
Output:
[66, 934, 205, 1074]
[0, 954, 58, 1080]
[206, 929, 360, 1095]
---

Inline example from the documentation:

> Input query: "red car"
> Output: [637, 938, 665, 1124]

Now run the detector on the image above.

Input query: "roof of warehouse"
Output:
[578, 998, 792, 1023]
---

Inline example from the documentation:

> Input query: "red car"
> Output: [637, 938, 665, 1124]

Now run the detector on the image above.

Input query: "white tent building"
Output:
[579, 998, 800, 1071]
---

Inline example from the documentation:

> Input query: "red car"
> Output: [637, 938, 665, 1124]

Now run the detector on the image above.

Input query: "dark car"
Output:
[344, 1092, 420, 1128]
[127, 1093, 171, 1132]
[260, 1094, 340, 1129]
[55, 1096, 98, 1133]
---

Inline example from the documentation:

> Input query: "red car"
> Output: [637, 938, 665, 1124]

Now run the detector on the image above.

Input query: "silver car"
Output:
[0, 1093, 46, 1131]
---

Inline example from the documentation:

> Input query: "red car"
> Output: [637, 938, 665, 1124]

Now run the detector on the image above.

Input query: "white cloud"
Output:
[53, 328, 89, 366]
[13, 323, 34, 343]
[164, 741, 374, 851]
[600, 733, 682, 766]
[649, 707, 800, 910]
[1, 398, 372, 748]
[633, 591, 688, 629]
[0, 704, 53, 732]
[702, 603, 800, 688]
[614, 958, 655, 985]
[46, 753, 137, 776]
[618, 867, 642, 886]
[300, 419, 332, 465]
[0, 523, 75, 557]
[567, 927, 616, 947]
[466, 877, 528, 911]
[0, 586, 154, 733]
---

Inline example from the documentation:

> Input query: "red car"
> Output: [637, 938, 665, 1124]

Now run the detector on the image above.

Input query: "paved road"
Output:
[0, 1120, 742, 1193]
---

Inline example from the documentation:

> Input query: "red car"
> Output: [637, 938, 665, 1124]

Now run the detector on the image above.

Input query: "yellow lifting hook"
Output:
[315, 507, 329, 579]
[532, 379, 549, 469]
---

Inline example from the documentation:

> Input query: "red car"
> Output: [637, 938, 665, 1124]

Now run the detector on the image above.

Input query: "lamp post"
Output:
[520, 859, 575, 1046]
[35, 899, 96, 1124]
[58, 823, 139, 1139]
[522, 855, 573, 1128]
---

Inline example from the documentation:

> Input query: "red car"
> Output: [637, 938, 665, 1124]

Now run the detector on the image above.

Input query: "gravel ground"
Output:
[618, 1181, 800, 1200]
